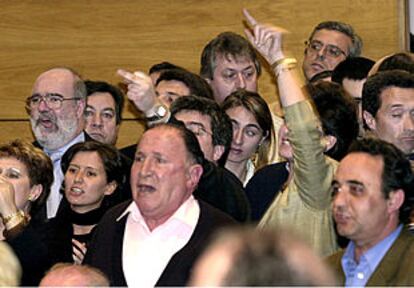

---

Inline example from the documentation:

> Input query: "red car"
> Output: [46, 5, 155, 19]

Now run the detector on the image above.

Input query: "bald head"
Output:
[40, 264, 109, 287]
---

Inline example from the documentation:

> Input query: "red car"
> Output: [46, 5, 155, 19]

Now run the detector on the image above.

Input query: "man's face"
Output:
[130, 126, 201, 224]
[207, 54, 258, 104]
[364, 87, 414, 155]
[302, 29, 351, 80]
[85, 92, 119, 145]
[331, 152, 398, 246]
[343, 78, 366, 137]
[156, 80, 190, 107]
[174, 110, 223, 163]
[29, 69, 84, 150]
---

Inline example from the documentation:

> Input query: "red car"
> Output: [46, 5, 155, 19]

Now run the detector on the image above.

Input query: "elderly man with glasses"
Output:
[302, 21, 363, 81]
[26, 67, 89, 221]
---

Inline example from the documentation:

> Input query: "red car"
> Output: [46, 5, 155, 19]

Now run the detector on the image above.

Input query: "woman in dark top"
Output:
[48, 141, 126, 264]
[0, 139, 53, 285]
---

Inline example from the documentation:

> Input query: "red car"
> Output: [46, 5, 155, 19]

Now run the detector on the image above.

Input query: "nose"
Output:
[233, 128, 244, 145]
[92, 113, 103, 128]
[138, 157, 154, 177]
[73, 170, 84, 183]
[316, 48, 326, 61]
[332, 186, 347, 210]
[235, 73, 247, 89]
[403, 115, 414, 131]
[38, 97, 50, 111]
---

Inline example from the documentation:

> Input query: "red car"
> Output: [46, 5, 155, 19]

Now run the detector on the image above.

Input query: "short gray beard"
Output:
[31, 115, 80, 151]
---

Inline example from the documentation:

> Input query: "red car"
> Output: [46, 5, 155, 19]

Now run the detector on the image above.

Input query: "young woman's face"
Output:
[226, 106, 265, 164]
[64, 151, 115, 213]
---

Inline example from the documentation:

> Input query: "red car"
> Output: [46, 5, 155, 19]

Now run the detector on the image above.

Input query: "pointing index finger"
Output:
[243, 8, 258, 28]
[117, 69, 136, 83]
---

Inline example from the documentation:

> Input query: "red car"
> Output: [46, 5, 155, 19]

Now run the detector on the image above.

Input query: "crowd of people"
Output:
[1, 8, 414, 287]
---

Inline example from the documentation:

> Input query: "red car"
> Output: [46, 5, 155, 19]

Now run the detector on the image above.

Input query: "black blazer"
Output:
[84, 200, 236, 286]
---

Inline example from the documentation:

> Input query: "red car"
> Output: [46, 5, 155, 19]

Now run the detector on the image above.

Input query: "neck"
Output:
[353, 219, 399, 263]
[73, 223, 95, 235]
[225, 159, 248, 183]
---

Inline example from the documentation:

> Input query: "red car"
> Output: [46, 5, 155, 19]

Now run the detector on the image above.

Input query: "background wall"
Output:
[0, 0, 406, 147]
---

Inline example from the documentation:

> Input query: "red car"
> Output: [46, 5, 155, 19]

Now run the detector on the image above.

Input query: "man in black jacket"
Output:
[84, 123, 235, 286]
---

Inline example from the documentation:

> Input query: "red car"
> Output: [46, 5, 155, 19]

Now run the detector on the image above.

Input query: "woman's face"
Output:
[64, 151, 115, 213]
[278, 123, 293, 161]
[225, 106, 265, 164]
[0, 157, 38, 212]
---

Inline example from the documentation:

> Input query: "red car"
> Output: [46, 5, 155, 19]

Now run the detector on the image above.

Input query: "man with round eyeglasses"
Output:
[27, 67, 87, 220]
[302, 21, 363, 81]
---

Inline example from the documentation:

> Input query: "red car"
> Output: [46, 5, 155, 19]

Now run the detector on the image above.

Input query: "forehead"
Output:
[156, 80, 190, 95]
[174, 110, 213, 130]
[336, 152, 383, 185]
[70, 151, 105, 169]
[311, 29, 352, 51]
[379, 87, 414, 110]
[0, 156, 27, 171]
[87, 92, 116, 109]
[138, 127, 187, 156]
[226, 106, 258, 125]
[32, 69, 75, 95]
[214, 54, 255, 71]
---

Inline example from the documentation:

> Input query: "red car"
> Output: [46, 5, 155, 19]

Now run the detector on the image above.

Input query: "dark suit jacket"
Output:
[84, 199, 236, 286]
[326, 228, 414, 286]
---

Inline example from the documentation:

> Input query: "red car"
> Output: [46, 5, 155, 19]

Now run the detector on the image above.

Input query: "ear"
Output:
[29, 184, 43, 202]
[323, 135, 337, 152]
[187, 164, 204, 190]
[387, 189, 405, 213]
[76, 99, 86, 118]
[363, 111, 376, 131]
[103, 181, 117, 196]
[212, 145, 225, 163]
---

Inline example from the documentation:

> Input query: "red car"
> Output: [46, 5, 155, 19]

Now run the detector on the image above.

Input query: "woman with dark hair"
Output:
[221, 89, 275, 186]
[48, 141, 126, 264]
[0, 139, 53, 285]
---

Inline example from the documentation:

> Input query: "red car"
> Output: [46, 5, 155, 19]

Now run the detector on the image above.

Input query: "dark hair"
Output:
[362, 70, 414, 117]
[221, 89, 275, 169]
[307, 82, 359, 161]
[170, 95, 233, 166]
[332, 57, 375, 84]
[85, 80, 124, 125]
[0, 139, 53, 216]
[200, 32, 261, 80]
[156, 69, 214, 100]
[348, 138, 414, 224]
[308, 21, 363, 57]
[309, 70, 333, 84]
[148, 122, 205, 166]
[148, 61, 185, 75]
[377, 52, 414, 74]
[61, 141, 126, 208]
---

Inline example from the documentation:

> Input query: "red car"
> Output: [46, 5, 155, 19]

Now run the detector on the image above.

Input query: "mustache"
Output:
[35, 111, 57, 124]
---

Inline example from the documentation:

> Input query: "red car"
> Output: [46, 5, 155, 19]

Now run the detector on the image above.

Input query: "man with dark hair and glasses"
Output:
[27, 67, 88, 220]
[302, 21, 363, 81]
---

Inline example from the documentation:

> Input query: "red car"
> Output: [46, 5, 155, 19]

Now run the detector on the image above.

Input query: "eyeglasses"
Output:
[305, 40, 347, 58]
[185, 122, 213, 137]
[26, 93, 81, 110]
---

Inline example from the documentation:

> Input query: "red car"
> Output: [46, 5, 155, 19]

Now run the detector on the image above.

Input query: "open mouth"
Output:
[69, 187, 84, 196]
[137, 184, 156, 193]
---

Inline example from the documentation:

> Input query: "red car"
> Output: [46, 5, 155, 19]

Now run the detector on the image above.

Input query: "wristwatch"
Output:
[146, 104, 168, 122]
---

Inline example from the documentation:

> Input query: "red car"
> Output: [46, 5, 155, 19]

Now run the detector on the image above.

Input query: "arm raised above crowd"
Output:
[243, 9, 307, 107]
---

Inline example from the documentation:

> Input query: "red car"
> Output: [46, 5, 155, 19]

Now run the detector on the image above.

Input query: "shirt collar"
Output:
[117, 196, 199, 231]
[342, 224, 403, 273]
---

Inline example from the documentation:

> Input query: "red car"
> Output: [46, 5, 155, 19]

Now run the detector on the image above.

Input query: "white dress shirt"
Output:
[120, 196, 200, 287]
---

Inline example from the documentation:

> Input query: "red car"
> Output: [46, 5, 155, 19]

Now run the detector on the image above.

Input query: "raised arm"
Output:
[243, 9, 307, 107]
